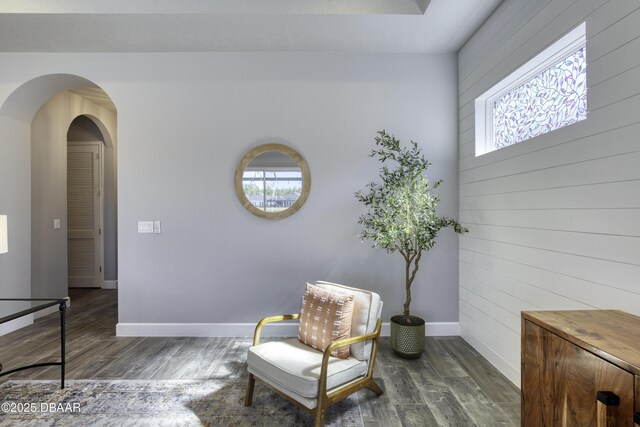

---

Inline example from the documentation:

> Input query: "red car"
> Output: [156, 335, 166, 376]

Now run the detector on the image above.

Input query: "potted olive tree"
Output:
[355, 130, 467, 358]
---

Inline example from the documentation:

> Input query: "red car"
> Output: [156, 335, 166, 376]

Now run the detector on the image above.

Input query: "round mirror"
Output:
[235, 143, 310, 220]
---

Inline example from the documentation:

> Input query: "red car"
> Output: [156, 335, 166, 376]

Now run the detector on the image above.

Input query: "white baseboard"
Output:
[116, 322, 298, 337]
[33, 296, 71, 320]
[1, 298, 71, 335]
[103, 280, 118, 290]
[0, 315, 34, 336]
[380, 321, 460, 337]
[116, 321, 460, 338]
[461, 331, 520, 387]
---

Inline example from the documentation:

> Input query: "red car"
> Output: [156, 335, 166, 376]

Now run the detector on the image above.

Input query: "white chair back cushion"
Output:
[312, 281, 382, 360]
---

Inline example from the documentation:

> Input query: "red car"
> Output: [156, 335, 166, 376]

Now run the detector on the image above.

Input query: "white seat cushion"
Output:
[247, 338, 367, 399]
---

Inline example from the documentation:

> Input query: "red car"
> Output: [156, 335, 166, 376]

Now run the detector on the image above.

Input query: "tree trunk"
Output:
[403, 257, 411, 322]
[403, 252, 422, 324]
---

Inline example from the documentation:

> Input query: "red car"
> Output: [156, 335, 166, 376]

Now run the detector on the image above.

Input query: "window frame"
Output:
[475, 22, 587, 156]
[242, 167, 303, 212]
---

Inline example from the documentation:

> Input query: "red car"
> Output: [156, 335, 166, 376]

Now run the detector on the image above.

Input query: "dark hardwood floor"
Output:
[0, 289, 520, 426]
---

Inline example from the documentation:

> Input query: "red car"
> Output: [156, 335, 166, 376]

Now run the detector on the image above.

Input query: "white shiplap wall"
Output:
[457, 0, 640, 386]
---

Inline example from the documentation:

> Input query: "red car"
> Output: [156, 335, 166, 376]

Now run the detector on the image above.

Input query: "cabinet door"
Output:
[635, 376, 640, 427]
[522, 320, 634, 426]
[522, 320, 555, 425]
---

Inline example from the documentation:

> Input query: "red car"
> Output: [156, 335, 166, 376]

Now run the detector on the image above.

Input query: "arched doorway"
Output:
[0, 74, 118, 329]
[67, 114, 117, 290]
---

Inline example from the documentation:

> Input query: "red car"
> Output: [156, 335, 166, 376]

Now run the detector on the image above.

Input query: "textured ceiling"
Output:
[0, 0, 502, 53]
[0, 0, 431, 15]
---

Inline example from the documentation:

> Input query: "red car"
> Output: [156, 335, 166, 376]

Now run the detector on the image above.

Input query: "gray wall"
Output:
[0, 116, 31, 332]
[0, 53, 460, 331]
[457, 0, 640, 385]
[0, 116, 30, 298]
[68, 115, 118, 282]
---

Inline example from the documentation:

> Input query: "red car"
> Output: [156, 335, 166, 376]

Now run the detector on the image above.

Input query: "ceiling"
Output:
[0, 0, 502, 53]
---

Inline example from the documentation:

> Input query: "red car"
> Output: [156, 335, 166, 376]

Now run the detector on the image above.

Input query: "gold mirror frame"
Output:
[234, 143, 311, 220]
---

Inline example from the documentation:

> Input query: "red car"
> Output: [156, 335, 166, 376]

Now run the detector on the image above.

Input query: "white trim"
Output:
[33, 296, 71, 320]
[116, 322, 298, 337]
[380, 321, 460, 336]
[103, 280, 118, 289]
[33, 305, 60, 319]
[475, 22, 586, 156]
[0, 315, 33, 336]
[0, 297, 71, 335]
[426, 321, 460, 336]
[116, 321, 460, 338]
[461, 331, 520, 387]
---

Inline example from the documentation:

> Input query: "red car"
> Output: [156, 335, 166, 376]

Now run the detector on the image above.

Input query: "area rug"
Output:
[0, 379, 363, 426]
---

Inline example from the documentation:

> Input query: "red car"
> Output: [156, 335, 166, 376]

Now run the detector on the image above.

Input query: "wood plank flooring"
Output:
[0, 289, 520, 426]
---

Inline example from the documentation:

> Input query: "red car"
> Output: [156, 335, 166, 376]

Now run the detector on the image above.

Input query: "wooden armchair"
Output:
[244, 281, 384, 426]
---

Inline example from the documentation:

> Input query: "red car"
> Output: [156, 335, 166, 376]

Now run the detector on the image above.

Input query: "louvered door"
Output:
[67, 143, 102, 288]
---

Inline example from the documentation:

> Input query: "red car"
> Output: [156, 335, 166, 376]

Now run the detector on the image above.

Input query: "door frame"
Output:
[67, 140, 104, 288]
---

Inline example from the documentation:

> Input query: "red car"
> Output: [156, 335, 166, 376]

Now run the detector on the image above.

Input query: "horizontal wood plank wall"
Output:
[457, 0, 640, 386]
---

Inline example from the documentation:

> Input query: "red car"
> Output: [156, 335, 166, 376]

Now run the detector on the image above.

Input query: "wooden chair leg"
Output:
[314, 407, 325, 427]
[245, 373, 255, 406]
[365, 379, 384, 396]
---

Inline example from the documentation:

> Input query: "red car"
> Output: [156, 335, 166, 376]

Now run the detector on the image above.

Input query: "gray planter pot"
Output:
[390, 315, 425, 359]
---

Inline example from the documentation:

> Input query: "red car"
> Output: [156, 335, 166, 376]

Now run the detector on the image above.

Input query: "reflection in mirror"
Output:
[242, 151, 302, 213]
[235, 143, 310, 220]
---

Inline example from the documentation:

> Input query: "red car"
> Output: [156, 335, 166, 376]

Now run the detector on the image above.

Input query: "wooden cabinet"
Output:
[522, 310, 640, 427]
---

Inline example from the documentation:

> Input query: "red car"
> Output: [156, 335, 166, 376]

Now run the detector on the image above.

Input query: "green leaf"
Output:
[355, 130, 469, 317]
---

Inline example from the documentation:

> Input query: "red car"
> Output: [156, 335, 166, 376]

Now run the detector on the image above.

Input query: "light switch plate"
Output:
[153, 220, 161, 234]
[53, 219, 61, 229]
[137, 221, 154, 233]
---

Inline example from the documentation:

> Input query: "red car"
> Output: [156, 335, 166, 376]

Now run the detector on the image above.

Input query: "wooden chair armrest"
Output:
[324, 323, 381, 355]
[318, 319, 382, 397]
[253, 313, 300, 346]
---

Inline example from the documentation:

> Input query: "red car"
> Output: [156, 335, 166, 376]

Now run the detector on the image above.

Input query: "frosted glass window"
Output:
[493, 47, 587, 149]
[475, 22, 587, 156]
